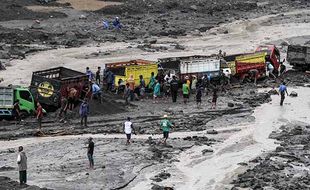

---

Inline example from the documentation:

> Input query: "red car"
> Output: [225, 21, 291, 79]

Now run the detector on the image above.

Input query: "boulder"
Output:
[206, 129, 218, 134]
[289, 91, 298, 97]
[227, 102, 235, 107]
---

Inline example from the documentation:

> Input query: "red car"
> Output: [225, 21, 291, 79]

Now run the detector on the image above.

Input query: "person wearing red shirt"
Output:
[36, 102, 43, 131]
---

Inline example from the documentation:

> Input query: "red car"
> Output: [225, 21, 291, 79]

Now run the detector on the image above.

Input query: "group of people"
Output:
[15, 114, 174, 186]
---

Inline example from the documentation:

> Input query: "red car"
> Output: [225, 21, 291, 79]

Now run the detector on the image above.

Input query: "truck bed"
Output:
[0, 87, 14, 109]
[287, 45, 310, 66]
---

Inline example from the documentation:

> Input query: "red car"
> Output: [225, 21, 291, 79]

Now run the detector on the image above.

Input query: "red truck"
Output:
[30, 67, 88, 110]
[255, 45, 281, 76]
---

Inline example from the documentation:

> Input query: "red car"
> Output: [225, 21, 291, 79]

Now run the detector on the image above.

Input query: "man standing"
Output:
[139, 75, 146, 99]
[127, 74, 135, 101]
[153, 80, 160, 103]
[17, 146, 27, 185]
[160, 115, 173, 145]
[58, 96, 68, 122]
[124, 117, 135, 145]
[96, 67, 101, 84]
[79, 99, 89, 127]
[86, 67, 93, 81]
[279, 82, 289, 106]
[170, 76, 179, 103]
[87, 137, 94, 169]
[12, 100, 21, 124]
[36, 102, 43, 131]
[182, 81, 190, 104]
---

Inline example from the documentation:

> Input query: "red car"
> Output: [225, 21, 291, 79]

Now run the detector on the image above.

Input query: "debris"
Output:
[289, 91, 298, 97]
[202, 149, 214, 154]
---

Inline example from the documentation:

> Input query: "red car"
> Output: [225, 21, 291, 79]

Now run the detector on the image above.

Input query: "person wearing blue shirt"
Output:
[92, 83, 102, 103]
[279, 82, 288, 106]
[113, 17, 122, 30]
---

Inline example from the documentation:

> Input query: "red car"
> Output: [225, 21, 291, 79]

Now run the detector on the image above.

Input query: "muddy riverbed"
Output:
[0, 86, 309, 190]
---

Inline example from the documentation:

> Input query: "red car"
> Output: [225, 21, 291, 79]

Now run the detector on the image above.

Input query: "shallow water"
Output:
[160, 87, 310, 190]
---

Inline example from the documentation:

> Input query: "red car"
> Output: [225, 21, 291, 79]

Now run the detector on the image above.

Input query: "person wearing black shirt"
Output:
[96, 67, 101, 84]
[12, 100, 21, 124]
[170, 76, 179, 103]
[87, 137, 94, 169]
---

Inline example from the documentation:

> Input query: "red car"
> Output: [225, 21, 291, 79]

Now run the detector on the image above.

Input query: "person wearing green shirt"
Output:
[153, 80, 161, 103]
[148, 72, 156, 91]
[182, 81, 189, 104]
[160, 115, 173, 144]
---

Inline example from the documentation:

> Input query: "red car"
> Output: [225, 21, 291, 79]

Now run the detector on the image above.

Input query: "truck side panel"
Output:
[114, 64, 158, 87]
[180, 59, 220, 74]
[287, 45, 310, 66]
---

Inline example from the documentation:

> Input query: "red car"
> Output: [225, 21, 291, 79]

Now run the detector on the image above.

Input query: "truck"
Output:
[30, 67, 88, 109]
[255, 45, 281, 75]
[158, 55, 230, 81]
[106, 60, 158, 87]
[223, 52, 267, 82]
[179, 57, 221, 79]
[287, 45, 310, 71]
[0, 86, 37, 119]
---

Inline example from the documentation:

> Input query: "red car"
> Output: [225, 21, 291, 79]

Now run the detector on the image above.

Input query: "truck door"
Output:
[17, 89, 35, 114]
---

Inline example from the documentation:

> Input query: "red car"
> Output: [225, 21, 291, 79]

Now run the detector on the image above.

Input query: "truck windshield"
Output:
[20, 90, 32, 102]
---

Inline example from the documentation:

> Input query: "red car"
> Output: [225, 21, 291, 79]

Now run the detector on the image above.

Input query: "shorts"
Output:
[126, 133, 131, 140]
[183, 94, 189, 99]
[68, 97, 74, 104]
[163, 131, 169, 139]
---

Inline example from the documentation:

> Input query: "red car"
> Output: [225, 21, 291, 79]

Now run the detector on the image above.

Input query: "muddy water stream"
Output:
[131, 87, 310, 189]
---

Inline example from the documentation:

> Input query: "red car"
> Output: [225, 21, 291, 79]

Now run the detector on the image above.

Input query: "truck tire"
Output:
[20, 110, 29, 119]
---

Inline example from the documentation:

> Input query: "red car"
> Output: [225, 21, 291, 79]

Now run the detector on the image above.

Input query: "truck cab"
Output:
[255, 45, 281, 75]
[0, 87, 36, 119]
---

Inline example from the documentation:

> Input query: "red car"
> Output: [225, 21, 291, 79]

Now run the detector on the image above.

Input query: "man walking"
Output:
[36, 102, 43, 131]
[160, 115, 173, 145]
[279, 82, 289, 106]
[124, 117, 135, 145]
[17, 146, 27, 185]
[87, 137, 94, 169]
[79, 99, 89, 127]
[170, 76, 179, 103]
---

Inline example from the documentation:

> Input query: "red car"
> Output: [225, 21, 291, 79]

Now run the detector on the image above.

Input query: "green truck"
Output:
[0, 86, 37, 120]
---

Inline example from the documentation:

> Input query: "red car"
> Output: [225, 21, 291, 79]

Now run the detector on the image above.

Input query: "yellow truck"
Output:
[224, 52, 267, 78]
[112, 63, 158, 87]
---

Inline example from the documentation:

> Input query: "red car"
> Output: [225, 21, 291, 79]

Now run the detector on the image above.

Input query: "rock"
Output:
[190, 5, 198, 11]
[227, 102, 235, 107]
[175, 44, 185, 50]
[268, 89, 278, 95]
[223, 30, 229, 34]
[202, 149, 214, 154]
[79, 15, 87, 20]
[275, 146, 285, 152]
[289, 91, 298, 97]
[85, 172, 89, 175]
[206, 129, 218, 134]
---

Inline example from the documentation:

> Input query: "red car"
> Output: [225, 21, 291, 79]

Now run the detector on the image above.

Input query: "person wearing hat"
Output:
[124, 117, 135, 145]
[160, 115, 173, 144]
[87, 137, 95, 169]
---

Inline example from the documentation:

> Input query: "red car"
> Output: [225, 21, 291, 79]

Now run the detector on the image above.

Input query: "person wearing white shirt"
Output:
[123, 117, 135, 145]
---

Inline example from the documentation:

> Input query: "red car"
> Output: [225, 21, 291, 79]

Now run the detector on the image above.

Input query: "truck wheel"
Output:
[20, 111, 29, 119]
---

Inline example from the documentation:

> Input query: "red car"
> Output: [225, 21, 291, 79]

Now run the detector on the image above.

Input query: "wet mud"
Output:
[232, 123, 310, 190]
